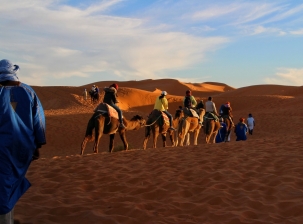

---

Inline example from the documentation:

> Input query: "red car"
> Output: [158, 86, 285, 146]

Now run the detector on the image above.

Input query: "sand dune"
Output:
[14, 79, 303, 223]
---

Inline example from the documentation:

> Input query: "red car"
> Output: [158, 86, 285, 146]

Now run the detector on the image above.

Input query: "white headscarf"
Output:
[0, 59, 20, 82]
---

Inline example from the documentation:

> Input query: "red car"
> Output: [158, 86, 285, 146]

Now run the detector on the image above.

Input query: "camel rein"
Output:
[144, 114, 162, 127]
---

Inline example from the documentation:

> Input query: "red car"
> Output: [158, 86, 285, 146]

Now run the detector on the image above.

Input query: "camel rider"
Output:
[183, 90, 197, 109]
[205, 96, 219, 121]
[102, 83, 126, 129]
[154, 91, 175, 131]
[183, 90, 202, 124]
[221, 102, 235, 127]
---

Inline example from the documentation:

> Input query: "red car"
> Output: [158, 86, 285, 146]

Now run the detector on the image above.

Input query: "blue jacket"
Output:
[0, 83, 46, 214]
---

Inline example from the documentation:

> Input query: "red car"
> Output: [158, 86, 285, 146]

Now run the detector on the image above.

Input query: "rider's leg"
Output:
[163, 110, 175, 130]
[110, 103, 125, 128]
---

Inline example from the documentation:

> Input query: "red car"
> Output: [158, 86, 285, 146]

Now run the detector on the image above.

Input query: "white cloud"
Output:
[0, 0, 228, 86]
[290, 28, 303, 35]
[264, 68, 303, 86]
[241, 25, 285, 36]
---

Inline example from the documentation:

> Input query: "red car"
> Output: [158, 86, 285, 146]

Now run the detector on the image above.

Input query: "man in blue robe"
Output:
[234, 118, 248, 141]
[0, 59, 46, 223]
[215, 118, 227, 143]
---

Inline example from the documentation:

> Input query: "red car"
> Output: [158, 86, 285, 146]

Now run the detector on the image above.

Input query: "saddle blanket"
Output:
[94, 103, 119, 119]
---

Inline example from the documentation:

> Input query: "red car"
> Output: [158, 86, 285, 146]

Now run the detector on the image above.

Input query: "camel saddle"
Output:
[204, 112, 219, 122]
[148, 109, 170, 127]
[94, 103, 119, 120]
[184, 108, 199, 119]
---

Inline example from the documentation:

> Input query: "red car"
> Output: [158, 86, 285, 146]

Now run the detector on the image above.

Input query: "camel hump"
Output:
[189, 109, 199, 119]
[147, 109, 169, 127]
[94, 103, 119, 119]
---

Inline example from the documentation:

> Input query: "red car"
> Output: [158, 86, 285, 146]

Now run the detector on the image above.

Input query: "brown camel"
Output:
[170, 107, 185, 147]
[142, 108, 184, 150]
[203, 114, 221, 144]
[80, 112, 146, 155]
[178, 108, 205, 146]
[222, 116, 233, 142]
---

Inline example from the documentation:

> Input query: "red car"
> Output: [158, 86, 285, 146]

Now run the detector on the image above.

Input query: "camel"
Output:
[142, 108, 184, 150]
[89, 90, 99, 104]
[80, 105, 146, 155]
[222, 116, 233, 142]
[177, 108, 205, 146]
[203, 113, 221, 144]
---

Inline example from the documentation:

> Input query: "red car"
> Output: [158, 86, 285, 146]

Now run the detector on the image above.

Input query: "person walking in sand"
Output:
[234, 118, 248, 141]
[215, 118, 227, 143]
[247, 113, 255, 135]
[0, 59, 46, 223]
[83, 88, 88, 100]
[154, 91, 175, 130]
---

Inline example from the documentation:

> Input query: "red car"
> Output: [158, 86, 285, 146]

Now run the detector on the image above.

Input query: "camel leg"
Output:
[225, 130, 231, 142]
[169, 131, 175, 147]
[185, 133, 190, 146]
[174, 129, 179, 146]
[80, 137, 88, 155]
[179, 131, 185, 146]
[109, 133, 115, 153]
[162, 133, 167, 147]
[153, 129, 159, 148]
[212, 131, 218, 144]
[80, 115, 95, 155]
[119, 131, 128, 151]
[143, 126, 151, 150]
[93, 117, 104, 153]
[193, 129, 200, 145]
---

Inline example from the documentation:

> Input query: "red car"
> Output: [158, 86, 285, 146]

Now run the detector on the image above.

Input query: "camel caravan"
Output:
[80, 86, 231, 155]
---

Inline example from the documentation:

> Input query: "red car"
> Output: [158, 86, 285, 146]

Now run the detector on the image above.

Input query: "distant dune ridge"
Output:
[15, 79, 303, 223]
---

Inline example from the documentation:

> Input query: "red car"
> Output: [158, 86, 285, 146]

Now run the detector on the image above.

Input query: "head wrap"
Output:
[161, 91, 167, 96]
[0, 59, 20, 82]
[186, 90, 191, 96]
[110, 83, 118, 90]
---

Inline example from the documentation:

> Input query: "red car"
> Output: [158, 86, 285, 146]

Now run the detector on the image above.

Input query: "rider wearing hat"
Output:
[154, 91, 175, 130]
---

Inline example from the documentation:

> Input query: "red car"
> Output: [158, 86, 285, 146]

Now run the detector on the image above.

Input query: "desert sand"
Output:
[14, 79, 303, 224]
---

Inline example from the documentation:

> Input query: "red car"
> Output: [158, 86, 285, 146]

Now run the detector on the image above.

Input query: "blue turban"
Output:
[0, 59, 20, 82]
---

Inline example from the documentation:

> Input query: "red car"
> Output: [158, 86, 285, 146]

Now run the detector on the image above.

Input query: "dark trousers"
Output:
[249, 129, 253, 135]
[163, 110, 173, 127]
[109, 103, 123, 123]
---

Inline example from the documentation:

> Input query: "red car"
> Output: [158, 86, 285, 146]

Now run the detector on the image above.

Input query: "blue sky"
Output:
[1, 0, 302, 88]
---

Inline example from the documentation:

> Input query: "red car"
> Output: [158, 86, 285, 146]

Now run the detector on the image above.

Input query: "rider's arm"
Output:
[191, 96, 197, 107]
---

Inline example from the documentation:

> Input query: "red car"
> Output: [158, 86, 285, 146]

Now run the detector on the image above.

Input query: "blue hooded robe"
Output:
[0, 83, 46, 214]
[215, 122, 227, 143]
[235, 122, 248, 141]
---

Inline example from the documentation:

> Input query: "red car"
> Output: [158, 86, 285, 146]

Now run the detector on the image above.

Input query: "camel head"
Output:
[130, 115, 146, 127]
[175, 107, 185, 119]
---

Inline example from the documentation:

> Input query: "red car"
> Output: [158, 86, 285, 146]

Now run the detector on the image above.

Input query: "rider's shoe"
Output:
[119, 123, 126, 129]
